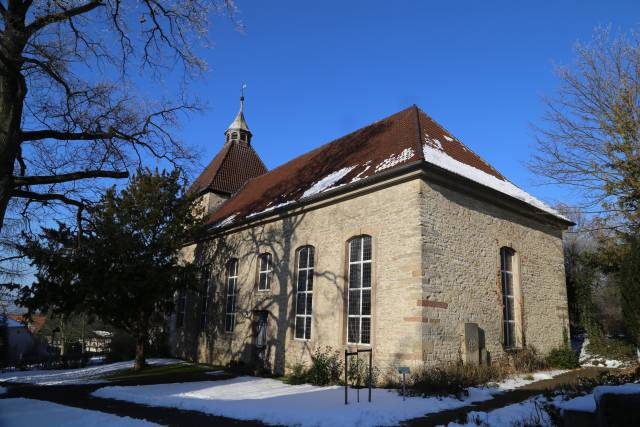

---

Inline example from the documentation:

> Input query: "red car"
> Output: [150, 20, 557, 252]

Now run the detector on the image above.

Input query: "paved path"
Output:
[402, 367, 608, 426]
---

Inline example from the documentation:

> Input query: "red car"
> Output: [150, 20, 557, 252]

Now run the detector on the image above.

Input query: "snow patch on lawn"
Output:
[0, 398, 160, 427]
[495, 370, 568, 390]
[577, 336, 629, 368]
[93, 376, 496, 427]
[422, 144, 566, 220]
[301, 166, 357, 199]
[448, 395, 562, 426]
[0, 358, 183, 385]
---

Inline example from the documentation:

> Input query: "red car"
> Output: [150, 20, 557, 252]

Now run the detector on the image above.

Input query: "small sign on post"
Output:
[398, 367, 410, 401]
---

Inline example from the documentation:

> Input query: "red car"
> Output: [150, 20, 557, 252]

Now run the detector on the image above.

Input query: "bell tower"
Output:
[189, 87, 267, 216]
[224, 87, 252, 145]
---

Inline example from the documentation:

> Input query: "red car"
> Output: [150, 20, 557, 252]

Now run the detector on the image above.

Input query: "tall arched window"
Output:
[500, 247, 517, 348]
[258, 253, 272, 291]
[347, 235, 372, 345]
[224, 259, 239, 333]
[200, 263, 212, 330]
[294, 246, 314, 340]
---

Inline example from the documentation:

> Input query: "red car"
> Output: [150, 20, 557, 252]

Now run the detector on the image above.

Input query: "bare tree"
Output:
[529, 28, 640, 231]
[0, 0, 238, 235]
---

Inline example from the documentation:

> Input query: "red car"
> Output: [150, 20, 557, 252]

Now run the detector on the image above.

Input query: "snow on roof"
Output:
[422, 144, 567, 220]
[204, 106, 569, 229]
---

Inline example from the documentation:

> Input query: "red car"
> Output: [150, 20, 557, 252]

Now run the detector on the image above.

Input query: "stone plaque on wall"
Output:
[463, 322, 480, 365]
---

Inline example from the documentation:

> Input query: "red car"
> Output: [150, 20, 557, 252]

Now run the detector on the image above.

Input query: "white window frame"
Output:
[224, 259, 239, 333]
[294, 246, 314, 341]
[347, 236, 372, 345]
[200, 264, 212, 330]
[500, 247, 517, 349]
[258, 253, 272, 291]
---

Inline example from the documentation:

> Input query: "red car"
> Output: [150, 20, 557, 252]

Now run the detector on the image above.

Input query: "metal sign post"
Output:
[398, 367, 410, 401]
[344, 348, 373, 405]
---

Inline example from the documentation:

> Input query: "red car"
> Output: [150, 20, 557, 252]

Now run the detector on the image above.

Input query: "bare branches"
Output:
[26, 0, 104, 36]
[11, 189, 84, 208]
[530, 28, 640, 231]
[14, 170, 128, 186]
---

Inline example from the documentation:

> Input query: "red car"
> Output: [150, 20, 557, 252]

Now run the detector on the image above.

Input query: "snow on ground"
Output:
[0, 358, 183, 385]
[494, 370, 568, 390]
[0, 398, 160, 427]
[557, 394, 597, 413]
[422, 144, 566, 220]
[594, 383, 640, 402]
[577, 337, 628, 368]
[447, 395, 562, 427]
[93, 376, 496, 427]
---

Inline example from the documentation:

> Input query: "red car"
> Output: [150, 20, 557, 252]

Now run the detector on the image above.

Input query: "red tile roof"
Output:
[8, 313, 47, 333]
[189, 140, 267, 196]
[203, 105, 565, 228]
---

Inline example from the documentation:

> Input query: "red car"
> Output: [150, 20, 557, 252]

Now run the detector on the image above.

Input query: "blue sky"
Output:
[174, 0, 639, 207]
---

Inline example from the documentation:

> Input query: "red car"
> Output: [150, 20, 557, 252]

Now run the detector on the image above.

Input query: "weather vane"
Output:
[241, 83, 247, 99]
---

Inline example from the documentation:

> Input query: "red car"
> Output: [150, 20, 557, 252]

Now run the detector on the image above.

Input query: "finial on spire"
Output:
[225, 84, 252, 144]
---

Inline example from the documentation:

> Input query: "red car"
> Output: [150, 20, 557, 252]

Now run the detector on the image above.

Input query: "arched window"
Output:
[258, 253, 272, 291]
[200, 264, 212, 330]
[347, 235, 372, 344]
[224, 259, 239, 333]
[500, 247, 517, 348]
[294, 246, 314, 340]
[231, 132, 238, 140]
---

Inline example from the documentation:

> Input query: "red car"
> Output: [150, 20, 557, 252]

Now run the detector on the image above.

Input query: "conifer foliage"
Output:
[19, 170, 202, 370]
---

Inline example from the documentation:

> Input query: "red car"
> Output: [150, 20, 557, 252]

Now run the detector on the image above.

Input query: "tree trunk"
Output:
[0, 5, 28, 233]
[134, 330, 148, 371]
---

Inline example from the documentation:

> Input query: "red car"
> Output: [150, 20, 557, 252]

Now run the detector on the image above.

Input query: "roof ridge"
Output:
[255, 105, 417, 178]
[417, 106, 506, 180]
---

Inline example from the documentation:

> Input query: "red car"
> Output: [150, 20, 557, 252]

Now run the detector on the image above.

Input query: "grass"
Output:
[105, 362, 217, 381]
[586, 336, 637, 362]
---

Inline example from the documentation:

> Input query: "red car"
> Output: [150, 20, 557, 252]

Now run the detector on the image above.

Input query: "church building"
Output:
[170, 96, 572, 375]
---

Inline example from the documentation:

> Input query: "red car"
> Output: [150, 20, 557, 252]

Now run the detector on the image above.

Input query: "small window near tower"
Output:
[231, 132, 238, 140]
[226, 134, 230, 142]
[240, 133, 247, 141]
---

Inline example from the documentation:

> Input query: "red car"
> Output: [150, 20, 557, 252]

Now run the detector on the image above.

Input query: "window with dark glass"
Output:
[200, 264, 212, 330]
[500, 247, 517, 348]
[347, 235, 372, 345]
[258, 253, 272, 291]
[294, 246, 314, 340]
[224, 259, 239, 333]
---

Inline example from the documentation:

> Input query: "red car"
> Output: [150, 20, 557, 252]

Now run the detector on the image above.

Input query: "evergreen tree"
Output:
[618, 236, 640, 347]
[19, 169, 202, 370]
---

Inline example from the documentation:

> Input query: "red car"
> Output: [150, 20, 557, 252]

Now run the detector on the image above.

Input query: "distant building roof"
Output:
[204, 105, 569, 229]
[7, 314, 47, 333]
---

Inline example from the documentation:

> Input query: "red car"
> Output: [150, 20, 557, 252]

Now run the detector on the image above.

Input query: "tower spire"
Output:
[225, 84, 252, 144]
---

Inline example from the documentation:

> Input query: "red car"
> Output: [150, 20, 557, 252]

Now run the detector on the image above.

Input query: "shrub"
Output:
[306, 346, 342, 386]
[509, 346, 548, 372]
[347, 356, 379, 387]
[407, 362, 506, 398]
[587, 335, 636, 361]
[284, 362, 308, 385]
[546, 346, 579, 369]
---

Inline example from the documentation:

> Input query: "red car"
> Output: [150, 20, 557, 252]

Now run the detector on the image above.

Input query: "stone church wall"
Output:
[170, 175, 569, 376]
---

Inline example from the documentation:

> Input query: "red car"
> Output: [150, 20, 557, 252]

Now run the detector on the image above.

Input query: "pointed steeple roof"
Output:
[226, 96, 251, 134]
[189, 93, 267, 196]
